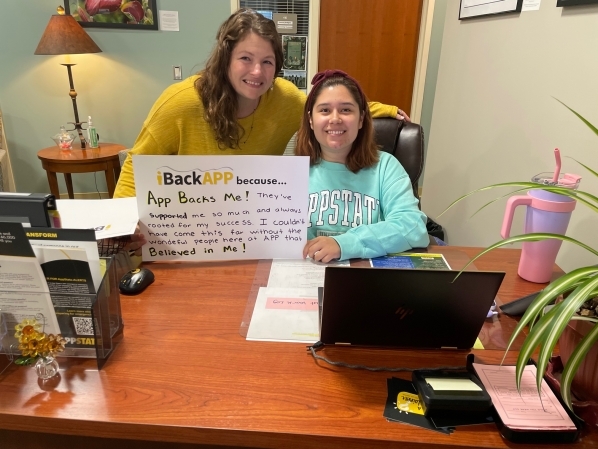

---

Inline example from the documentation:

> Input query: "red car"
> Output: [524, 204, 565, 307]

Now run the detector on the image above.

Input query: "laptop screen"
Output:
[320, 267, 505, 349]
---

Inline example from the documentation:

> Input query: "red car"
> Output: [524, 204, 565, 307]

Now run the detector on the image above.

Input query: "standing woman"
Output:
[115, 9, 406, 198]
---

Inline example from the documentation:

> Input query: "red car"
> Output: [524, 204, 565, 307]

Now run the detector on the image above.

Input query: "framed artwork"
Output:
[557, 0, 598, 5]
[283, 70, 307, 90]
[282, 35, 307, 71]
[64, 0, 158, 30]
[459, 0, 523, 19]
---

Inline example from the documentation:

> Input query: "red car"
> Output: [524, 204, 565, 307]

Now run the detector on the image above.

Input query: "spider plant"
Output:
[442, 101, 598, 413]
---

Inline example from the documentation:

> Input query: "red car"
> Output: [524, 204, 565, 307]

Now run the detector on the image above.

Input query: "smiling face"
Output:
[309, 84, 364, 163]
[228, 32, 277, 114]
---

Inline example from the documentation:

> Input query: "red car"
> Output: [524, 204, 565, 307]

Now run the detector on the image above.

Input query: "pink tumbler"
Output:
[501, 186, 577, 283]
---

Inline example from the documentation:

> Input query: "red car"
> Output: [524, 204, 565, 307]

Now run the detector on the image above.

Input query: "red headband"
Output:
[306, 69, 366, 112]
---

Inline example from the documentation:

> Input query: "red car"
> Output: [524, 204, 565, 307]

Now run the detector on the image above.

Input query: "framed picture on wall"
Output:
[557, 0, 598, 5]
[459, 0, 523, 19]
[282, 35, 307, 71]
[64, 0, 159, 30]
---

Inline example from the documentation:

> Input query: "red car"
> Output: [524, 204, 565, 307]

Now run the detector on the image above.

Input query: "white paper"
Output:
[267, 258, 349, 288]
[0, 290, 60, 333]
[0, 255, 49, 293]
[0, 255, 61, 338]
[159, 10, 179, 31]
[522, 0, 541, 11]
[57, 198, 139, 239]
[246, 287, 319, 343]
[133, 155, 309, 262]
[425, 377, 482, 391]
[473, 363, 576, 430]
[460, 0, 519, 18]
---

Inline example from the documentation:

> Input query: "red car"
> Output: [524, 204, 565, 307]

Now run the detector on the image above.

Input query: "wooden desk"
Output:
[0, 247, 595, 449]
[37, 143, 125, 199]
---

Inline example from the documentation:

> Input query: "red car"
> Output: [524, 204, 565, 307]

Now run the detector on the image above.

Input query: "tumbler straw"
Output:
[552, 148, 561, 184]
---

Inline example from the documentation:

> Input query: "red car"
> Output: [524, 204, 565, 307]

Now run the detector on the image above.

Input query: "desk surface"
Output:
[1, 247, 596, 449]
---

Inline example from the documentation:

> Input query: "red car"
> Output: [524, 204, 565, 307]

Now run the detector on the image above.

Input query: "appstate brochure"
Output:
[371, 253, 451, 270]
[0, 222, 61, 350]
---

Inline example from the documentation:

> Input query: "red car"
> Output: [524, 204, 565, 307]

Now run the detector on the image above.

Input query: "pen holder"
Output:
[501, 189, 576, 283]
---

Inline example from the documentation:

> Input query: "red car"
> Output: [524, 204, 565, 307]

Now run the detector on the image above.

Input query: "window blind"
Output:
[240, 0, 310, 155]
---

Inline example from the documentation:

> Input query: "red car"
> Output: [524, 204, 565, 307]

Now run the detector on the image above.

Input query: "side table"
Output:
[37, 142, 126, 199]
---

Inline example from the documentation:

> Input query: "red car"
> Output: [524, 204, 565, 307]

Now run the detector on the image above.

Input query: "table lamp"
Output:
[34, 6, 102, 149]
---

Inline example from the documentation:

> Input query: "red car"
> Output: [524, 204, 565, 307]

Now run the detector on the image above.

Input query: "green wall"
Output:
[419, 0, 447, 186]
[0, 0, 231, 195]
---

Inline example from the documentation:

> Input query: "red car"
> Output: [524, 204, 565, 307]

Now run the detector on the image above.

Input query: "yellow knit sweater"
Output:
[114, 75, 397, 198]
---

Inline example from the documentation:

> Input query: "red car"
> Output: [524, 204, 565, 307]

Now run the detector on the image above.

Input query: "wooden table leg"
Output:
[105, 168, 116, 199]
[113, 160, 121, 181]
[64, 173, 74, 199]
[45, 171, 60, 198]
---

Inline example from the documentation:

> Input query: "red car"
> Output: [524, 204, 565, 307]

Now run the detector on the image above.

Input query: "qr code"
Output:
[72, 317, 94, 336]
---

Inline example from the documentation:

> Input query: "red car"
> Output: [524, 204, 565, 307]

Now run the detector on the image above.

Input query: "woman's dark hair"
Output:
[196, 9, 283, 149]
[295, 71, 378, 172]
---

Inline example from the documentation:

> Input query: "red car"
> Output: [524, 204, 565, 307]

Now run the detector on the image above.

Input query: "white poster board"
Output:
[133, 155, 309, 261]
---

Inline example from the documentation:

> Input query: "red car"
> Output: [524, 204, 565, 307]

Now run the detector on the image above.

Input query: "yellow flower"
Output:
[14, 318, 42, 342]
[19, 338, 44, 358]
[45, 334, 66, 355]
[13, 319, 67, 361]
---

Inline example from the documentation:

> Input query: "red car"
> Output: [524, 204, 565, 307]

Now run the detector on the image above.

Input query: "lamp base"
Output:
[67, 121, 87, 149]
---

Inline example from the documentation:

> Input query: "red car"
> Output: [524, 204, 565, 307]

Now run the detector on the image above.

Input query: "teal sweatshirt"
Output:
[307, 152, 429, 260]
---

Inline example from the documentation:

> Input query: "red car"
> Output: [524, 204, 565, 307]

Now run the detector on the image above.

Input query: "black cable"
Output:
[93, 172, 102, 199]
[307, 342, 465, 372]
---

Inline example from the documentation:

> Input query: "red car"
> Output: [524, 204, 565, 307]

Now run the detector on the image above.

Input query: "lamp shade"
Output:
[35, 14, 102, 55]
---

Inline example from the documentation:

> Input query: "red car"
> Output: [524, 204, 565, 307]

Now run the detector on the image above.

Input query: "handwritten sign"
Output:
[133, 155, 309, 261]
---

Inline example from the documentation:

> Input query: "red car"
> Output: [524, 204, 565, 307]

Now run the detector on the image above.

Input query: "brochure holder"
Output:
[0, 255, 124, 371]
[60, 255, 124, 370]
[0, 309, 12, 376]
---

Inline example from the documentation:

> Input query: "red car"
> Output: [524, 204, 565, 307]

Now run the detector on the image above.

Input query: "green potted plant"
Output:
[444, 101, 598, 415]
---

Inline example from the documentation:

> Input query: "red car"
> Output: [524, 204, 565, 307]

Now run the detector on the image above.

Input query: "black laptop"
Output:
[319, 267, 505, 350]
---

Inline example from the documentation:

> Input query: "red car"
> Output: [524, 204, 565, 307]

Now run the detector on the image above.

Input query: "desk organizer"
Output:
[0, 309, 10, 376]
[60, 255, 124, 369]
[0, 255, 124, 371]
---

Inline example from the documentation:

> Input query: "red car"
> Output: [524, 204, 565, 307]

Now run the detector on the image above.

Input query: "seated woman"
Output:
[295, 70, 429, 263]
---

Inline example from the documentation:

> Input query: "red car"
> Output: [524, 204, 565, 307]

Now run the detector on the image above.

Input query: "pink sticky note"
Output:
[266, 297, 318, 311]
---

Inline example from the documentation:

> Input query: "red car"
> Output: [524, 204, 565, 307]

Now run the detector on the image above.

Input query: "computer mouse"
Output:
[119, 268, 154, 295]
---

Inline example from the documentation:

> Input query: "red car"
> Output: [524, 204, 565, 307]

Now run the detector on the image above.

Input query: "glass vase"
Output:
[34, 356, 59, 380]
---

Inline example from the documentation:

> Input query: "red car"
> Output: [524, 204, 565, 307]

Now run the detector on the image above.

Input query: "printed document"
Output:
[267, 258, 348, 288]
[0, 223, 61, 344]
[370, 253, 451, 270]
[472, 363, 576, 430]
[246, 287, 319, 343]
[57, 198, 138, 239]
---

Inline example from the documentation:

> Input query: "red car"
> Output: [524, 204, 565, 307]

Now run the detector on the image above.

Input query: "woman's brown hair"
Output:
[196, 9, 283, 149]
[295, 70, 378, 173]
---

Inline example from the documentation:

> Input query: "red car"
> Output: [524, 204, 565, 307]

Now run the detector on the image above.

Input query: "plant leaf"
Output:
[569, 157, 598, 180]
[438, 182, 598, 219]
[554, 98, 598, 138]
[535, 275, 598, 395]
[458, 234, 598, 278]
[561, 322, 598, 411]
[569, 315, 598, 324]
[501, 266, 598, 359]
[514, 305, 560, 391]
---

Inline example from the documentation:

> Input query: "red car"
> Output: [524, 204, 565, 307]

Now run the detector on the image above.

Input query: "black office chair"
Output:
[372, 118, 424, 200]
[372, 118, 445, 243]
